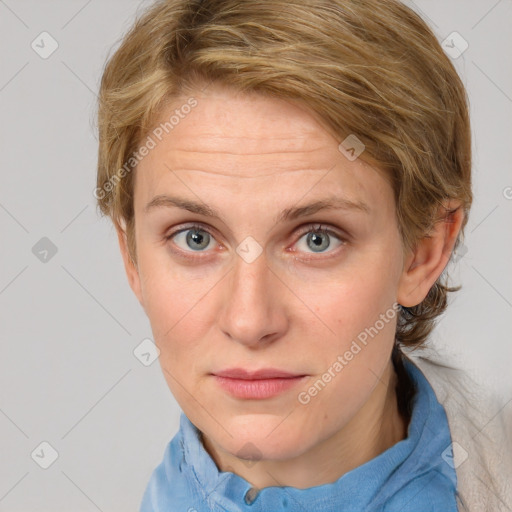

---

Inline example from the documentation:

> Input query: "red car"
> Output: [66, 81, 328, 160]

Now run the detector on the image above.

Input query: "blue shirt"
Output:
[140, 357, 458, 511]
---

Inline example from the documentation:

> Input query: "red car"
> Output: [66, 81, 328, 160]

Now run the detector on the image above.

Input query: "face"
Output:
[122, 83, 413, 462]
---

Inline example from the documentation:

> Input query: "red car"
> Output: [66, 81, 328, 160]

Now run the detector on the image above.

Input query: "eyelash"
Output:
[165, 222, 347, 261]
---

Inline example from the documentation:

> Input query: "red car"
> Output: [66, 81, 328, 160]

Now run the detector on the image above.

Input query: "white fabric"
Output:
[405, 349, 512, 511]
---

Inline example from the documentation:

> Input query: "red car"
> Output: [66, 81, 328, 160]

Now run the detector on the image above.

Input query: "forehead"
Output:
[165, 84, 332, 146]
[134, 84, 393, 216]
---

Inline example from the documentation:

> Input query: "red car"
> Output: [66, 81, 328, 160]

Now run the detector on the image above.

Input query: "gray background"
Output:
[0, 0, 511, 510]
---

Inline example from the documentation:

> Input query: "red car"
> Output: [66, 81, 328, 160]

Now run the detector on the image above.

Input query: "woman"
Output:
[95, 0, 512, 510]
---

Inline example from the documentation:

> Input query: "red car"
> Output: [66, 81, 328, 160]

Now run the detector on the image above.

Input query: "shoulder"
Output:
[382, 470, 458, 512]
[404, 349, 512, 512]
[139, 436, 195, 511]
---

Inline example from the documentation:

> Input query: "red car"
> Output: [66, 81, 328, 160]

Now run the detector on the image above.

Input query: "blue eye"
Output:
[170, 226, 215, 252]
[295, 226, 344, 254]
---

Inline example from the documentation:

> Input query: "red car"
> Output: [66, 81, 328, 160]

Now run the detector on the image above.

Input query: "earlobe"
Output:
[116, 222, 145, 309]
[397, 201, 464, 307]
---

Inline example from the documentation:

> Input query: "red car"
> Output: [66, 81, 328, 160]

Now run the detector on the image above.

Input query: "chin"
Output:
[205, 413, 311, 462]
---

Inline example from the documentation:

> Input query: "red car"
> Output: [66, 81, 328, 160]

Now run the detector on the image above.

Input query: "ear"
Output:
[397, 200, 465, 307]
[116, 221, 145, 310]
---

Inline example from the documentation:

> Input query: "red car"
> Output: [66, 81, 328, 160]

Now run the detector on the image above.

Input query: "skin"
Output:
[116, 82, 464, 490]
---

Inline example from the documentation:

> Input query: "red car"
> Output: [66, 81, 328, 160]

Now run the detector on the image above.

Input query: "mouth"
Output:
[211, 368, 308, 400]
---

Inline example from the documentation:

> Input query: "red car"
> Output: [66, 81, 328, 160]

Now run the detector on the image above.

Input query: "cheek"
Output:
[302, 256, 398, 339]
[136, 246, 224, 382]
[292, 270, 399, 433]
[293, 249, 401, 396]
[136, 246, 206, 342]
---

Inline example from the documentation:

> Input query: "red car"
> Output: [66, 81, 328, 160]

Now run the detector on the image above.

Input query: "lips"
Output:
[212, 368, 305, 380]
[211, 368, 308, 400]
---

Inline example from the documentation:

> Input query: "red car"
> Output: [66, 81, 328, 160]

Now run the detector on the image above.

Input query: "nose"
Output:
[217, 247, 288, 348]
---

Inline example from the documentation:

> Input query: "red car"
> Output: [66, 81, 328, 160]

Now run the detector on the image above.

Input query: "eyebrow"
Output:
[144, 194, 370, 223]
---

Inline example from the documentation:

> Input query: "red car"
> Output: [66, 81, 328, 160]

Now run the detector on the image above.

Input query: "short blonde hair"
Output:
[96, 0, 472, 351]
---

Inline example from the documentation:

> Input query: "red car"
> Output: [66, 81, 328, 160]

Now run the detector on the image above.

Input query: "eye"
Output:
[166, 225, 217, 252]
[165, 222, 346, 259]
[294, 224, 345, 254]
